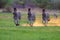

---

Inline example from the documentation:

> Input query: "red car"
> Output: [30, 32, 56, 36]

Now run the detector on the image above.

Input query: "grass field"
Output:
[0, 12, 60, 40]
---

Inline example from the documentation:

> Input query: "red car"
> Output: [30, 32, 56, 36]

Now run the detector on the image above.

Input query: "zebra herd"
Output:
[13, 8, 57, 27]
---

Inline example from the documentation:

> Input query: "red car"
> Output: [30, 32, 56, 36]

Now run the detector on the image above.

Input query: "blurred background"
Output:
[0, 0, 60, 12]
[0, 0, 60, 26]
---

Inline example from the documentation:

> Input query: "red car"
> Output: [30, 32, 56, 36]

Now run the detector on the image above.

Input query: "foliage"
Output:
[0, 0, 60, 9]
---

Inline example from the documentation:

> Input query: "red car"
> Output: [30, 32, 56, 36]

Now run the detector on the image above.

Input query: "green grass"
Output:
[0, 27, 60, 40]
[0, 13, 60, 40]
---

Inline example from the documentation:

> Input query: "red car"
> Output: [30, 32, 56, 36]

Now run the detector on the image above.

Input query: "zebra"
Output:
[28, 8, 35, 27]
[13, 8, 21, 26]
[42, 9, 50, 26]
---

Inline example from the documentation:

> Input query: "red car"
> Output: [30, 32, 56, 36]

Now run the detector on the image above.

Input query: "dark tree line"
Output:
[0, 0, 60, 9]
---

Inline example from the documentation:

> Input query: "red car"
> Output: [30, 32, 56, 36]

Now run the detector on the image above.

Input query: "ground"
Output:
[23, 17, 60, 26]
[0, 10, 60, 40]
[0, 27, 60, 40]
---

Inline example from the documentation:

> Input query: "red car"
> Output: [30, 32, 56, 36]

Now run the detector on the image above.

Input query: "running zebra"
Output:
[42, 9, 50, 26]
[13, 8, 21, 26]
[28, 8, 35, 27]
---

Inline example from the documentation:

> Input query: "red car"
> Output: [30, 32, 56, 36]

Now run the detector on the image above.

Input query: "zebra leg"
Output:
[29, 21, 33, 27]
